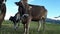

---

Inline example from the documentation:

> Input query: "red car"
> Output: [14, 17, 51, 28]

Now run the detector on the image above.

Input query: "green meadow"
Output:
[0, 20, 60, 34]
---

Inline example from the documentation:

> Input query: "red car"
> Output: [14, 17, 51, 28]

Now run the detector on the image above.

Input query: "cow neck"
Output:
[21, 1, 25, 9]
[21, 1, 28, 14]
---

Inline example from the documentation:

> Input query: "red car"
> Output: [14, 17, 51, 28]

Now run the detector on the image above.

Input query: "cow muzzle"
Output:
[22, 14, 29, 19]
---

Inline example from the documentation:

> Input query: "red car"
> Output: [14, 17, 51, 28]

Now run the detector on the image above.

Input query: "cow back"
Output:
[29, 4, 47, 21]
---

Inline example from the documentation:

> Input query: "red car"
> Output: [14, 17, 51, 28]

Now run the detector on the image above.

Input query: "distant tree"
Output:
[58, 16, 60, 17]
[54, 16, 60, 18]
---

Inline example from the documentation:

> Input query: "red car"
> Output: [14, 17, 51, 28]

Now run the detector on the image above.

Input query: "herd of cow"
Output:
[0, 0, 47, 34]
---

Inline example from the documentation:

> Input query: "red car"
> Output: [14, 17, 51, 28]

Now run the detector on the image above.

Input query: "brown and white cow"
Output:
[15, 0, 47, 34]
[0, 0, 6, 28]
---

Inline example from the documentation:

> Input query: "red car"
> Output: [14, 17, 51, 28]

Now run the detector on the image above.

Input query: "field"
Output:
[0, 20, 60, 34]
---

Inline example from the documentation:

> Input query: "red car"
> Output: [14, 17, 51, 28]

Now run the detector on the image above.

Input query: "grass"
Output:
[0, 20, 60, 34]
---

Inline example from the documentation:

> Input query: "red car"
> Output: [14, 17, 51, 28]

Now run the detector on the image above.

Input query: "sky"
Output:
[5, 0, 60, 20]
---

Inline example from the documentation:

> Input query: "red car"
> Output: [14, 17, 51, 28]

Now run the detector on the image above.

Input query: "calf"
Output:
[9, 12, 20, 29]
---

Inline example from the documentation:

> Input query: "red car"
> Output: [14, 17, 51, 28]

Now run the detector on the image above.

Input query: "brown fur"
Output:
[0, 0, 6, 28]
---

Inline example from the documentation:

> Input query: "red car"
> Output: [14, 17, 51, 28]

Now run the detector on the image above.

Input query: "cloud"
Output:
[49, 17, 60, 20]
[5, 6, 18, 20]
[28, 0, 34, 3]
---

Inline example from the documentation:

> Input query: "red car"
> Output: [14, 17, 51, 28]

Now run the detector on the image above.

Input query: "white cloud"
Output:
[28, 0, 34, 3]
[49, 17, 60, 20]
[5, 13, 12, 20]
[4, 6, 18, 20]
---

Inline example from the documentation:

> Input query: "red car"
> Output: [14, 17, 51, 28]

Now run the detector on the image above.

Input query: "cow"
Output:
[9, 12, 20, 30]
[0, 0, 7, 28]
[15, 0, 47, 34]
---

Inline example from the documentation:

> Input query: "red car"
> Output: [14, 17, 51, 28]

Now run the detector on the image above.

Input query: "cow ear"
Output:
[3, 0, 6, 4]
[29, 6, 32, 10]
[15, 2, 19, 6]
[5, 0, 7, 2]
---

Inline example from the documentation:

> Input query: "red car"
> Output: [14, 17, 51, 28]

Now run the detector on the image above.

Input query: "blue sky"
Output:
[5, 0, 60, 20]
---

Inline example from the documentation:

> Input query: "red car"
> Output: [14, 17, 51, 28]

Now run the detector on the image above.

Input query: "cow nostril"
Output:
[24, 15, 28, 18]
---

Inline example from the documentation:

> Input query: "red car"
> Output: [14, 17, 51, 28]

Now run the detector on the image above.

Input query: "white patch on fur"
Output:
[24, 24, 26, 34]
[25, 28, 26, 32]
[29, 6, 32, 10]
[27, 23, 30, 34]
[38, 21, 41, 31]
[3, 0, 6, 4]
[22, 14, 29, 17]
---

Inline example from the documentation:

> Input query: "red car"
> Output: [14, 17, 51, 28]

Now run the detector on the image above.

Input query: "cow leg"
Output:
[17, 21, 20, 28]
[26, 22, 30, 34]
[0, 23, 1, 28]
[42, 19, 46, 34]
[14, 22, 17, 30]
[24, 23, 30, 34]
[26, 18, 31, 34]
[38, 20, 42, 32]
[0, 20, 3, 28]
[24, 20, 31, 34]
[14, 22, 20, 29]
[17, 22, 20, 27]
[18, 20, 21, 27]
[24, 24, 26, 34]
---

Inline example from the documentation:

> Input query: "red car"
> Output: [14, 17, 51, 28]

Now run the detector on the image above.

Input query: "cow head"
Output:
[15, 2, 19, 6]
[9, 16, 14, 21]
[15, 1, 23, 7]
[15, 1, 29, 17]
[15, 1, 32, 22]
